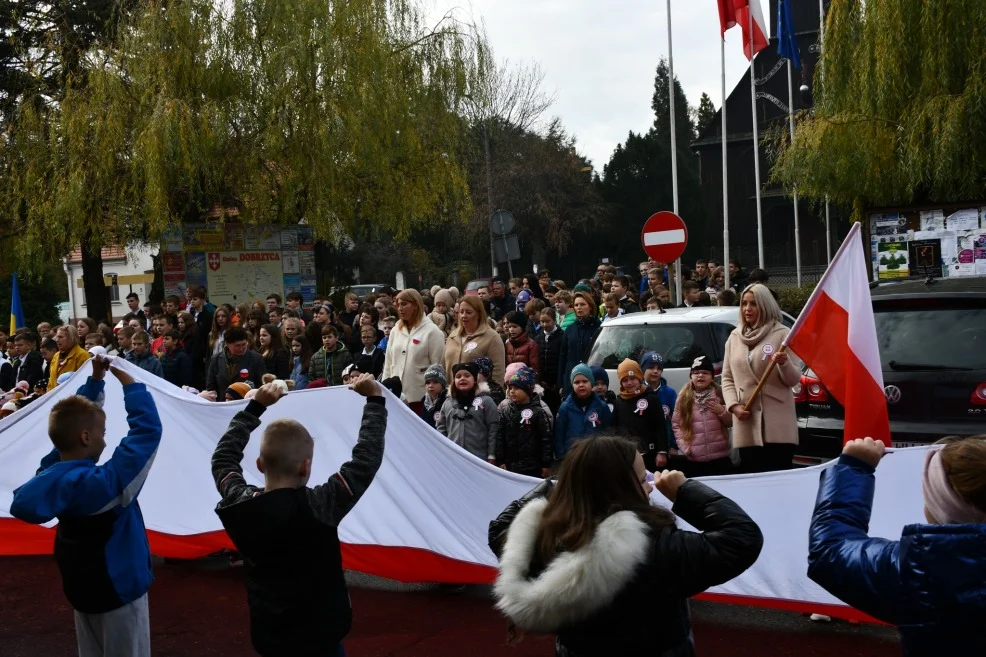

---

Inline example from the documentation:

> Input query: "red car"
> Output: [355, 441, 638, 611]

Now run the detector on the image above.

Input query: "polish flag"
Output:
[718, 0, 769, 60]
[785, 222, 891, 445]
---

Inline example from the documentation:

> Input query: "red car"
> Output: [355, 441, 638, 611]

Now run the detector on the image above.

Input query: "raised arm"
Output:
[307, 374, 387, 526]
[212, 398, 265, 507]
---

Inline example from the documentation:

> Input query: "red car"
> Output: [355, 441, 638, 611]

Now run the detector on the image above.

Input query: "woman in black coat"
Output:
[556, 291, 601, 397]
[491, 434, 762, 657]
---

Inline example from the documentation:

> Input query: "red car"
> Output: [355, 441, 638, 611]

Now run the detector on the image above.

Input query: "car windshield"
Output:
[874, 298, 986, 371]
[466, 280, 488, 291]
[586, 323, 717, 370]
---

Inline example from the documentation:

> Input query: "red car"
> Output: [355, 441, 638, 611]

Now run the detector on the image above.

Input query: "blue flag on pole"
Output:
[9, 273, 24, 336]
[777, 0, 801, 69]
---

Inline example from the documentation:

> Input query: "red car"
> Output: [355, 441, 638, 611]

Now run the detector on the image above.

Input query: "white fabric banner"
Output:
[0, 359, 927, 614]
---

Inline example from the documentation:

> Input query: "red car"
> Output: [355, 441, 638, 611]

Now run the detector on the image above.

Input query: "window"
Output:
[586, 323, 718, 370]
[79, 273, 120, 306]
[874, 298, 986, 371]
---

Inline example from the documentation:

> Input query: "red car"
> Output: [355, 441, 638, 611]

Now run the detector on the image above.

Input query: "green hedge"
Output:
[777, 284, 814, 318]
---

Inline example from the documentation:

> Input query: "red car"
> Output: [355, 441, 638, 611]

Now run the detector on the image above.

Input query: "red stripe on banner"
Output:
[788, 292, 891, 445]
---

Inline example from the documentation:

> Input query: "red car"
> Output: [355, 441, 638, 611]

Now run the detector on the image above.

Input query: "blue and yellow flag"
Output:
[10, 273, 24, 335]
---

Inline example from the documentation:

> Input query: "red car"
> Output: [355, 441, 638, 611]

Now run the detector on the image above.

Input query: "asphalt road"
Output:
[0, 556, 900, 656]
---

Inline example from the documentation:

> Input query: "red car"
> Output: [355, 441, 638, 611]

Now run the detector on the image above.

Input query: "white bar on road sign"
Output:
[643, 229, 686, 247]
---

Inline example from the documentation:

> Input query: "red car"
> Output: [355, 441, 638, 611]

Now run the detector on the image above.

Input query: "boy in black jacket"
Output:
[211, 373, 387, 657]
[535, 310, 564, 414]
[612, 358, 670, 472]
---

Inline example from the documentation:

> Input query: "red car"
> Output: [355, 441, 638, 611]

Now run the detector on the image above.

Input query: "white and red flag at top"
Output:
[784, 223, 892, 446]
[718, 0, 769, 60]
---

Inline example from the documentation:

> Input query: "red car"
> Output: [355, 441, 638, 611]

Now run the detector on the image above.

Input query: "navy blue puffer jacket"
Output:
[808, 454, 986, 656]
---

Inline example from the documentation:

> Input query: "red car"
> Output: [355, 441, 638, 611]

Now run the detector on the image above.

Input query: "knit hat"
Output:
[382, 376, 403, 397]
[472, 356, 494, 380]
[504, 310, 528, 330]
[590, 365, 609, 385]
[570, 363, 594, 386]
[430, 285, 442, 297]
[225, 382, 252, 400]
[507, 366, 537, 396]
[448, 286, 460, 300]
[573, 282, 592, 293]
[922, 448, 986, 525]
[640, 351, 664, 372]
[504, 362, 525, 384]
[424, 363, 447, 387]
[617, 359, 643, 383]
[515, 290, 532, 311]
[435, 289, 454, 308]
[690, 354, 715, 374]
[452, 362, 480, 380]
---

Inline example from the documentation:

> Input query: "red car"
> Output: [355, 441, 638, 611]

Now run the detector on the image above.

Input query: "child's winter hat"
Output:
[617, 359, 643, 383]
[690, 354, 715, 374]
[382, 377, 403, 397]
[504, 362, 525, 384]
[452, 362, 480, 379]
[515, 290, 532, 311]
[570, 363, 594, 386]
[504, 310, 528, 330]
[472, 356, 494, 380]
[507, 366, 537, 396]
[430, 285, 442, 297]
[640, 351, 664, 372]
[424, 363, 447, 387]
[573, 282, 592, 293]
[225, 382, 252, 400]
[434, 289, 454, 308]
[448, 286, 460, 300]
[590, 365, 609, 386]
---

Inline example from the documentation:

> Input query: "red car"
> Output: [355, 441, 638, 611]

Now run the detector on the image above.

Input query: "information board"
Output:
[868, 208, 986, 280]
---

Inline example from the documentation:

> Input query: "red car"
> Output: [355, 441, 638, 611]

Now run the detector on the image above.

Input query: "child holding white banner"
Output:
[809, 436, 986, 653]
[210, 373, 387, 657]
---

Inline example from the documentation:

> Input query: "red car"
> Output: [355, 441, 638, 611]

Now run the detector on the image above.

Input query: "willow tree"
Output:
[772, 0, 986, 217]
[2, 0, 485, 319]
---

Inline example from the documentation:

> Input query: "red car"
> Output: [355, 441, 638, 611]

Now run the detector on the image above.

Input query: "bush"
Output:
[777, 284, 814, 318]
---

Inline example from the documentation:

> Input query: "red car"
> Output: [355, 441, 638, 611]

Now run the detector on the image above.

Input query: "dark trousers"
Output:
[738, 444, 796, 473]
[680, 457, 734, 478]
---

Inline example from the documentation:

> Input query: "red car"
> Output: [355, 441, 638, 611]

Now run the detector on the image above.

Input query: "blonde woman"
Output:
[443, 295, 505, 386]
[721, 284, 800, 473]
[381, 289, 446, 410]
[48, 325, 92, 390]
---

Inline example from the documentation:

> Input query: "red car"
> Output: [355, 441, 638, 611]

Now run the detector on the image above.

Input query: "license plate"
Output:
[893, 441, 927, 449]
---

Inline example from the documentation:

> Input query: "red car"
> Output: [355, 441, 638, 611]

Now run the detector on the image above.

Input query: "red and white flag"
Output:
[785, 222, 891, 445]
[717, 0, 769, 60]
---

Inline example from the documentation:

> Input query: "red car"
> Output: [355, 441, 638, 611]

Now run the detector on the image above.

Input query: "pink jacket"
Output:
[671, 392, 733, 463]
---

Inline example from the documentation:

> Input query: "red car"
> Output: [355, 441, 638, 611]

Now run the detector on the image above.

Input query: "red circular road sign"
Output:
[641, 211, 688, 263]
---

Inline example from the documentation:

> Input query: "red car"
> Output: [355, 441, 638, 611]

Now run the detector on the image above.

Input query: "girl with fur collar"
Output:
[493, 435, 762, 656]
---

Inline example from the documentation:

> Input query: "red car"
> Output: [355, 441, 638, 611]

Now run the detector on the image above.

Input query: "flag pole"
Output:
[666, 0, 682, 306]
[721, 37, 730, 291]
[787, 59, 801, 287]
[819, 0, 832, 263]
[749, 8, 765, 269]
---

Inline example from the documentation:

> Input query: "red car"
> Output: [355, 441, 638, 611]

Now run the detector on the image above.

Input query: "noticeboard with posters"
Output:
[868, 208, 986, 281]
[160, 223, 315, 305]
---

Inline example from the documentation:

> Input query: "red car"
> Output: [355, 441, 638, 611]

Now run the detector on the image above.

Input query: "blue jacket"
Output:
[557, 317, 601, 396]
[11, 377, 163, 614]
[808, 454, 986, 655]
[126, 350, 164, 378]
[651, 378, 678, 449]
[554, 392, 612, 459]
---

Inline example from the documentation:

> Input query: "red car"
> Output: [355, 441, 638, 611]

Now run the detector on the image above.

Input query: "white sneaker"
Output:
[809, 613, 832, 622]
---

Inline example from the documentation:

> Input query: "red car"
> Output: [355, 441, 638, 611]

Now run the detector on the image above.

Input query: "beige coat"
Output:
[382, 316, 447, 402]
[443, 323, 506, 386]
[720, 322, 800, 448]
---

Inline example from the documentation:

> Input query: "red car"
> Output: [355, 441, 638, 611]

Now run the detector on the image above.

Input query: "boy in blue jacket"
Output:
[11, 356, 162, 657]
[554, 364, 612, 460]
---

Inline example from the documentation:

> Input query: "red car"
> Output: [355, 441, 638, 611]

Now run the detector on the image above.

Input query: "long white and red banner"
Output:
[0, 360, 924, 621]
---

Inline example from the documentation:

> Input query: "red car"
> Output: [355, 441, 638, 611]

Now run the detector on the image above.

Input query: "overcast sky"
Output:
[431, 0, 758, 171]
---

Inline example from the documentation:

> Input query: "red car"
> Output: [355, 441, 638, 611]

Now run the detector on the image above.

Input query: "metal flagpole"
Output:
[722, 37, 730, 290]
[820, 0, 832, 262]
[750, 9, 765, 269]
[667, 0, 682, 305]
[787, 59, 801, 286]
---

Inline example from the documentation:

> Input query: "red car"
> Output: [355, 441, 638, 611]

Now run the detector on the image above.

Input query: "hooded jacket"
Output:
[496, 398, 552, 475]
[493, 481, 763, 657]
[554, 392, 613, 459]
[126, 349, 164, 378]
[435, 391, 499, 461]
[505, 334, 540, 373]
[808, 455, 986, 656]
[10, 377, 162, 614]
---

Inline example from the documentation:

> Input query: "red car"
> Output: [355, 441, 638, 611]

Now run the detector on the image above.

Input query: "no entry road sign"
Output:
[641, 211, 688, 263]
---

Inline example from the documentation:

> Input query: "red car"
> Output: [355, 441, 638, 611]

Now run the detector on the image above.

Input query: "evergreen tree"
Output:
[695, 93, 717, 136]
[773, 0, 986, 213]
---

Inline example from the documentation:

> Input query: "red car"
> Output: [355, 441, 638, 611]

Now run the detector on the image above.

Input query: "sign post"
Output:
[641, 212, 688, 303]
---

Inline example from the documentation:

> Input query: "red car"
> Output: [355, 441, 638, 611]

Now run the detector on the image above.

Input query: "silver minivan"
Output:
[585, 307, 796, 392]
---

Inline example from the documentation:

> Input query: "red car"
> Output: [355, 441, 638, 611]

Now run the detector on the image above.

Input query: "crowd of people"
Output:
[6, 254, 986, 657]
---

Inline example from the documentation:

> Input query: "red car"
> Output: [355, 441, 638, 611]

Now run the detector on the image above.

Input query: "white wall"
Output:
[64, 244, 158, 322]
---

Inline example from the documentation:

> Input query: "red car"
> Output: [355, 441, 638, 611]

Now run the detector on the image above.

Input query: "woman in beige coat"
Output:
[443, 295, 506, 386]
[382, 288, 447, 411]
[721, 284, 801, 473]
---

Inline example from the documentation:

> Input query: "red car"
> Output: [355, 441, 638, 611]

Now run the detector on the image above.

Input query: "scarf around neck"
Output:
[739, 320, 776, 347]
